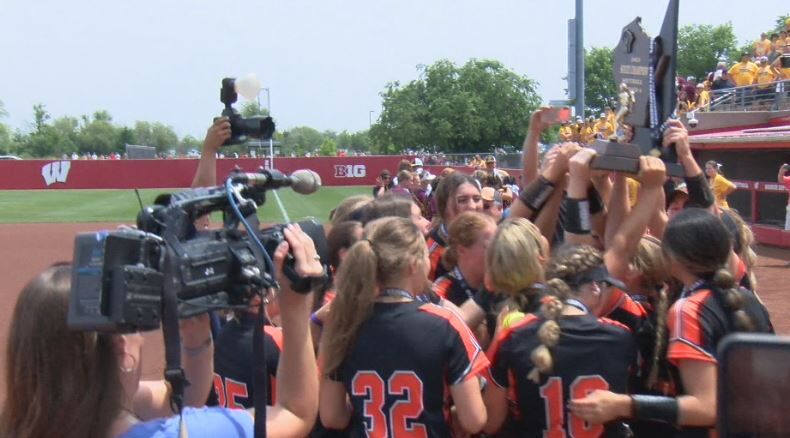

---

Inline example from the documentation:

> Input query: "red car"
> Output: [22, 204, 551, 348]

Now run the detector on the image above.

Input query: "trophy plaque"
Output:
[591, 0, 684, 177]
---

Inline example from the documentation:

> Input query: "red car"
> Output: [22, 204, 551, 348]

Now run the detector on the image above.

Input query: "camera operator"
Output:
[0, 225, 320, 438]
[779, 163, 790, 231]
[190, 117, 288, 411]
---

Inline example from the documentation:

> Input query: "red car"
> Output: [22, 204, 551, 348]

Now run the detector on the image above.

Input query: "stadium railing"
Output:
[709, 79, 790, 112]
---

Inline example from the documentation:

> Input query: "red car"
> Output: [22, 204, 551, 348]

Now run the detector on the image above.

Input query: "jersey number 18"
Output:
[539, 375, 609, 438]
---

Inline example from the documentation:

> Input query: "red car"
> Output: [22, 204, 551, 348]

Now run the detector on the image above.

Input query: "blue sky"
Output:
[0, 0, 785, 139]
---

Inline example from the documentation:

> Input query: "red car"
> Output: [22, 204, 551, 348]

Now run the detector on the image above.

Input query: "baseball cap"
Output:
[412, 158, 423, 167]
[485, 155, 496, 164]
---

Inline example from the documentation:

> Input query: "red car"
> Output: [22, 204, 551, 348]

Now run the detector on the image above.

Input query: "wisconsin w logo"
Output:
[42, 161, 71, 186]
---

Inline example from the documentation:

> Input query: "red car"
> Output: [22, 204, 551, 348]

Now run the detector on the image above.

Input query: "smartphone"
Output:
[718, 333, 790, 437]
[542, 107, 572, 125]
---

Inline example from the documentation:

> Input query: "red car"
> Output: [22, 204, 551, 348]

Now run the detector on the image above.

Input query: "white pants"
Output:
[786, 205, 790, 231]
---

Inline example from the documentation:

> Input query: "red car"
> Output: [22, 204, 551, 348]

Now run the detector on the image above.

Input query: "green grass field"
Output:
[0, 186, 372, 224]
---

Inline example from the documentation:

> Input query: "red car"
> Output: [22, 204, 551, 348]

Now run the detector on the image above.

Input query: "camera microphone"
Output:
[234, 169, 322, 195]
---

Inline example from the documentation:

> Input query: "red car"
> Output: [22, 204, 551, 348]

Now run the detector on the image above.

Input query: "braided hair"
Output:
[526, 245, 604, 383]
[662, 208, 755, 333]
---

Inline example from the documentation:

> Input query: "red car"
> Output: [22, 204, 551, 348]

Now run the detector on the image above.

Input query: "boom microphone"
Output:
[234, 169, 322, 195]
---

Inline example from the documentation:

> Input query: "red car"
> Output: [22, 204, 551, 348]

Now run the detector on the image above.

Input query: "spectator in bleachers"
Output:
[768, 34, 782, 62]
[771, 43, 790, 78]
[696, 83, 711, 111]
[755, 56, 780, 109]
[729, 53, 759, 87]
[559, 121, 573, 142]
[683, 76, 698, 103]
[593, 113, 614, 139]
[754, 32, 773, 58]
[677, 89, 694, 116]
[583, 116, 596, 144]
[711, 68, 734, 104]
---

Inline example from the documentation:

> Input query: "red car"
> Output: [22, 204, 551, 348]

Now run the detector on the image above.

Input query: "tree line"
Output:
[2, 16, 786, 158]
[584, 15, 790, 115]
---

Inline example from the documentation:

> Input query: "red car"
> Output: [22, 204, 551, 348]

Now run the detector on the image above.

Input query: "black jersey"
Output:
[432, 267, 476, 307]
[488, 312, 637, 438]
[426, 226, 449, 281]
[332, 301, 489, 438]
[666, 282, 773, 438]
[209, 313, 281, 409]
[601, 288, 656, 388]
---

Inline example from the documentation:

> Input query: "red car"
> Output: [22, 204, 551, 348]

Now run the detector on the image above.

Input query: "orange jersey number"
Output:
[351, 370, 428, 438]
[539, 375, 609, 438]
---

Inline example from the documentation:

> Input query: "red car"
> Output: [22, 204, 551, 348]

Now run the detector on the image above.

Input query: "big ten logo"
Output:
[41, 161, 71, 186]
[334, 164, 366, 178]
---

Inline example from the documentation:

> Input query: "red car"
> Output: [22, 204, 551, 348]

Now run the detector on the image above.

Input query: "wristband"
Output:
[288, 267, 329, 294]
[519, 176, 556, 213]
[310, 312, 324, 328]
[587, 185, 605, 215]
[684, 173, 714, 209]
[563, 198, 592, 234]
[630, 395, 679, 425]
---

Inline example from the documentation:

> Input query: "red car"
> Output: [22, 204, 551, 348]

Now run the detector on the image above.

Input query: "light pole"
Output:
[369, 110, 375, 130]
[261, 88, 273, 166]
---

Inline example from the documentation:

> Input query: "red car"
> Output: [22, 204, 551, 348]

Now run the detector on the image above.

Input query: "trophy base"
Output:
[590, 140, 684, 177]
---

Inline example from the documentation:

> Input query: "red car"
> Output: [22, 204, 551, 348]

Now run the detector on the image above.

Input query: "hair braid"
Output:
[713, 268, 755, 332]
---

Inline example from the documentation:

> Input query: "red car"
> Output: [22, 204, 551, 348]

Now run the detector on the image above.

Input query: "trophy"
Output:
[591, 0, 684, 177]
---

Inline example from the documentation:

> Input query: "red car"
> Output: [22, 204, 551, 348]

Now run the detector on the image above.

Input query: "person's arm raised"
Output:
[510, 142, 579, 221]
[192, 117, 231, 229]
[604, 156, 666, 281]
[563, 147, 598, 247]
[522, 108, 553, 185]
[665, 120, 714, 212]
[266, 224, 321, 437]
[604, 173, 629, 249]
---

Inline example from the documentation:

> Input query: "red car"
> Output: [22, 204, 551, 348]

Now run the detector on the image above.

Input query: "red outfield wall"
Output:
[0, 156, 410, 190]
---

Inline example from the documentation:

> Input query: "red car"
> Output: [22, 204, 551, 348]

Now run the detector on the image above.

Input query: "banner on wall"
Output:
[0, 156, 407, 190]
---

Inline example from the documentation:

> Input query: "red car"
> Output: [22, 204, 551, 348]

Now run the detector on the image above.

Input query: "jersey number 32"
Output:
[352, 370, 427, 438]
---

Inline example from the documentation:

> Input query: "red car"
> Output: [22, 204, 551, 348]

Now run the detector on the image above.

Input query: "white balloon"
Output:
[235, 73, 261, 100]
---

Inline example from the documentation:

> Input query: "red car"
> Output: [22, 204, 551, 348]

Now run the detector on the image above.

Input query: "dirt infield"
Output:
[0, 222, 788, 399]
